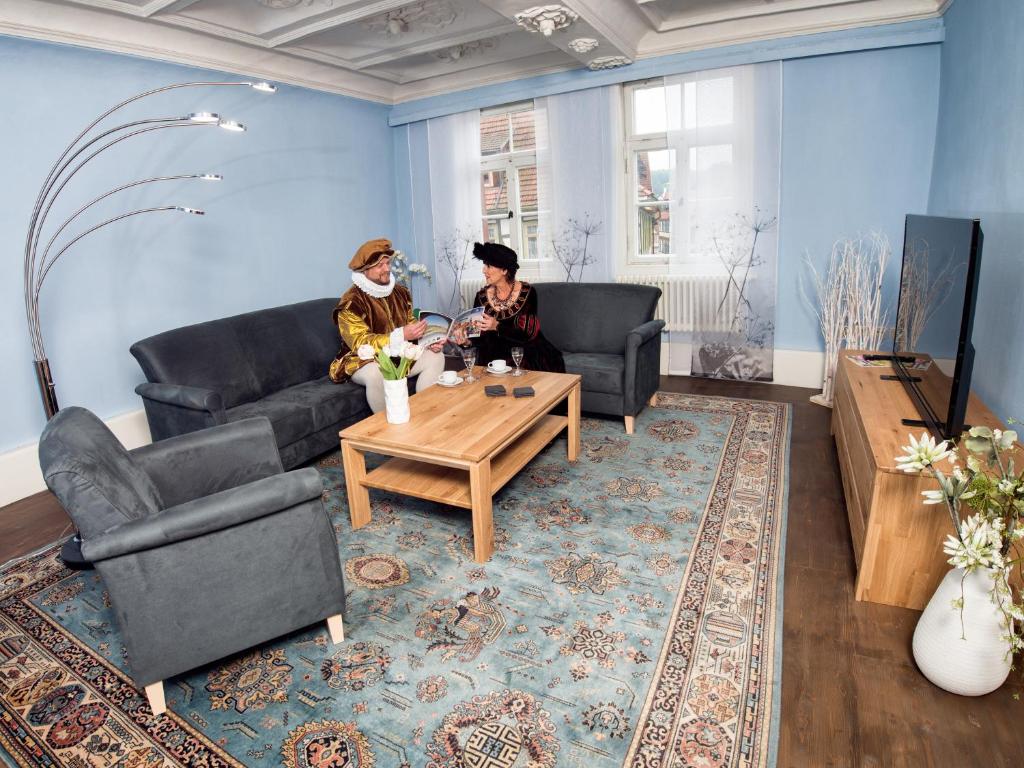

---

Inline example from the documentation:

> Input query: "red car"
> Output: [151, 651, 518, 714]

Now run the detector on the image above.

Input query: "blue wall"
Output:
[0, 36, 397, 451]
[777, 44, 941, 350]
[927, 0, 1024, 422]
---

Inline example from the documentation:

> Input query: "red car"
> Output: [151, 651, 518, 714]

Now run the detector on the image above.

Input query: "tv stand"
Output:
[831, 352, 1000, 609]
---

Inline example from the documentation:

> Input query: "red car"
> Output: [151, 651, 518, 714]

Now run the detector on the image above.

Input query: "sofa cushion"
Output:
[563, 352, 625, 395]
[533, 283, 660, 355]
[231, 300, 340, 399]
[269, 377, 370, 432]
[226, 397, 314, 448]
[38, 407, 164, 539]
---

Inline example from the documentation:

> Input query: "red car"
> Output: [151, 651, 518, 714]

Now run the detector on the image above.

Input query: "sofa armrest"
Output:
[626, 319, 665, 348]
[135, 382, 224, 414]
[81, 468, 324, 562]
[130, 417, 284, 507]
[624, 319, 666, 416]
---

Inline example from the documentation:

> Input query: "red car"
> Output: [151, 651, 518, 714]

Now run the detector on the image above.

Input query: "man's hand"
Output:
[403, 318, 428, 341]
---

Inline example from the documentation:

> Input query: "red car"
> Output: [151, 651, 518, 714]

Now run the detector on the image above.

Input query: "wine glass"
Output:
[511, 346, 524, 376]
[461, 346, 478, 382]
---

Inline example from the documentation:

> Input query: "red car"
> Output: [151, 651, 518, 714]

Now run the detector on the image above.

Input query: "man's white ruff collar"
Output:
[351, 271, 395, 298]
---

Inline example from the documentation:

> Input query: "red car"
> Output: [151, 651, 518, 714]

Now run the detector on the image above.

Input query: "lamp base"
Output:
[60, 534, 93, 570]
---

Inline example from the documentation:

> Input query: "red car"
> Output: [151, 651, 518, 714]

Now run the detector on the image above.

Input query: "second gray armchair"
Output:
[38, 407, 346, 716]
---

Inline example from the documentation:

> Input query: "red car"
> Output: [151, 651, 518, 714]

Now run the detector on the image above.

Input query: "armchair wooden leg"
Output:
[624, 415, 635, 435]
[649, 393, 658, 407]
[145, 681, 166, 716]
[326, 614, 345, 644]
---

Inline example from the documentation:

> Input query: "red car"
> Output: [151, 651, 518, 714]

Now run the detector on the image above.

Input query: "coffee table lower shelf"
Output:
[361, 414, 567, 508]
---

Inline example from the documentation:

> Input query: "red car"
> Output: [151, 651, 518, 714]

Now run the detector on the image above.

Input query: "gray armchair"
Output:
[38, 407, 346, 716]
[533, 283, 665, 433]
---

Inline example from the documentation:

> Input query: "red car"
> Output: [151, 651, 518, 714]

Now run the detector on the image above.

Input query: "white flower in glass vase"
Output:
[357, 344, 376, 360]
[402, 343, 423, 361]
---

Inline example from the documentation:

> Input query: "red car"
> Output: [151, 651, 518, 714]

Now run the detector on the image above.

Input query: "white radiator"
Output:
[614, 274, 737, 333]
[461, 275, 736, 333]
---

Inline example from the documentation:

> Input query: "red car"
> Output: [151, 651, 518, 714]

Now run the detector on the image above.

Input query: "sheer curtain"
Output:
[664, 62, 781, 380]
[427, 109, 482, 312]
[535, 86, 620, 282]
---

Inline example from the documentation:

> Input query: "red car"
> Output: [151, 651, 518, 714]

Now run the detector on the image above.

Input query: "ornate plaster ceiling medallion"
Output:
[587, 55, 633, 71]
[433, 39, 496, 63]
[513, 5, 579, 37]
[364, 1, 458, 38]
[568, 37, 599, 54]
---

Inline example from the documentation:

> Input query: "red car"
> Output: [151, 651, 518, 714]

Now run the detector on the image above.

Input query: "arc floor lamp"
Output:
[23, 79, 277, 420]
[22, 80, 276, 567]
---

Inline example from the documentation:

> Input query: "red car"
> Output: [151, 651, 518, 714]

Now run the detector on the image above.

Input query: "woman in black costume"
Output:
[457, 242, 565, 373]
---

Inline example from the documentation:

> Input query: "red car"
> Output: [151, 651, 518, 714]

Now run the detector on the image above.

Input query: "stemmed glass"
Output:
[461, 346, 478, 382]
[511, 346, 524, 376]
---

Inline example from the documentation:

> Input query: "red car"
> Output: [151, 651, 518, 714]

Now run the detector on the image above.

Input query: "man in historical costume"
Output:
[330, 238, 445, 413]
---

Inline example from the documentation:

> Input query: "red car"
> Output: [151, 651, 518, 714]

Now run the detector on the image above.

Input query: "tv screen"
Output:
[892, 214, 983, 439]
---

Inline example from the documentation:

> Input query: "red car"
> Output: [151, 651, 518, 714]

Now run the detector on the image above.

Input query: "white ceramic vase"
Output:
[912, 567, 1012, 696]
[382, 378, 410, 424]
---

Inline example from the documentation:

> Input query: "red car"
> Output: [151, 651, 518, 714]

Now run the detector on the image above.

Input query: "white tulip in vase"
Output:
[357, 342, 424, 424]
[894, 426, 1024, 696]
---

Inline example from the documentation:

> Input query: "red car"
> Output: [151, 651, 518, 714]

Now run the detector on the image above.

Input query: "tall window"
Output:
[623, 76, 739, 268]
[480, 102, 541, 263]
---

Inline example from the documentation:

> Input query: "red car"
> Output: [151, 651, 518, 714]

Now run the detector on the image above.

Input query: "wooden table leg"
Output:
[469, 459, 494, 563]
[341, 441, 371, 529]
[567, 382, 580, 462]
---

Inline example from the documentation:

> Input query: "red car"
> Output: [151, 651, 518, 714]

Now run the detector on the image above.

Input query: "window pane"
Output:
[510, 109, 536, 151]
[481, 169, 509, 216]
[521, 216, 539, 260]
[633, 84, 680, 134]
[687, 144, 734, 200]
[683, 77, 733, 129]
[480, 113, 511, 156]
[636, 203, 671, 257]
[517, 165, 537, 213]
[635, 149, 674, 203]
[482, 217, 512, 248]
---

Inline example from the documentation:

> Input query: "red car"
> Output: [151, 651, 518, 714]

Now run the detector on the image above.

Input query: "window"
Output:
[480, 102, 543, 264]
[623, 76, 740, 268]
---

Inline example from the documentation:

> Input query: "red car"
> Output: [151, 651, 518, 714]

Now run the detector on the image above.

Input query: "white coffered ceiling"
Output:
[0, 0, 949, 103]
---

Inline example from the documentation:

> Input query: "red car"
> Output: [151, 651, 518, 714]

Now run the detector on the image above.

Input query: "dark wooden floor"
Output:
[2, 375, 1022, 767]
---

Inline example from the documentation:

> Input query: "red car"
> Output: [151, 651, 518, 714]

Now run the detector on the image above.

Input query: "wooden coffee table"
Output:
[339, 368, 581, 563]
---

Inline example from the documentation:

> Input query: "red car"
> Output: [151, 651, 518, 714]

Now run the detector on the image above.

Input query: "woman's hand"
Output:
[451, 326, 469, 346]
[475, 314, 498, 333]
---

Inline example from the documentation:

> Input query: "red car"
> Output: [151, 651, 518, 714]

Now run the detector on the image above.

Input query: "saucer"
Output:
[436, 377, 464, 387]
[485, 366, 511, 376]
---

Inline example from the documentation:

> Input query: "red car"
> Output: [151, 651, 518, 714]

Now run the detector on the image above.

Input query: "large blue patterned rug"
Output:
[1, 392, 789, 768]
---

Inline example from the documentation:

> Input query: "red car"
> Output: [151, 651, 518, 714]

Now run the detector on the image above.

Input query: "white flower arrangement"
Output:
[895, 423, 1024, 658]
[390, 248, 433, 289]
[375, 341, 422, 380]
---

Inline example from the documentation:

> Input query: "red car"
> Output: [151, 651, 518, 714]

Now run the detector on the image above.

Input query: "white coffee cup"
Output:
[489, 359, 508, 372]
[440, 370, 458, 384]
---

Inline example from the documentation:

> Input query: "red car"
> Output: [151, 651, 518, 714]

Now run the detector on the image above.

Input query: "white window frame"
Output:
[479, 101, 547, 273]
[622, 77, 741, 273]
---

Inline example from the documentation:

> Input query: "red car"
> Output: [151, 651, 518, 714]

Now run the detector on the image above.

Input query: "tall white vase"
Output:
[382, 378, 410, 424]
[912, 568, 1012, 696]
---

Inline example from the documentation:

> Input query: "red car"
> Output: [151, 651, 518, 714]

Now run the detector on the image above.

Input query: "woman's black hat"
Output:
[473, 241, 519, 271]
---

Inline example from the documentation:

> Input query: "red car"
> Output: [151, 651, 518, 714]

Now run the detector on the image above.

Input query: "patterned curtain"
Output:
[665, 62, 782, 381]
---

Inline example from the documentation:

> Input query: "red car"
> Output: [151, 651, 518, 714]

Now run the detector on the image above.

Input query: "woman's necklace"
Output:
[488, 280, 520, 312]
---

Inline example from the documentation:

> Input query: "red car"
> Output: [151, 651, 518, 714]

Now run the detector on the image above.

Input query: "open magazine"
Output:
[415, 306, 486, 347]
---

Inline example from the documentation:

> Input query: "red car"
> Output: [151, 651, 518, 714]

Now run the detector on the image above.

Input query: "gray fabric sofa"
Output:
[130, 298, 368, 468]
[38, 407, 346, 715]
[532, 283, 664, 433]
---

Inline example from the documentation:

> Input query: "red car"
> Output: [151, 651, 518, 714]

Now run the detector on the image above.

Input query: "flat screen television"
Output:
[891, 214, 983, 440]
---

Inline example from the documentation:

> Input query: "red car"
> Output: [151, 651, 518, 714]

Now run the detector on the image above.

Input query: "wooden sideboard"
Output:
[831, 352, 1001, 610]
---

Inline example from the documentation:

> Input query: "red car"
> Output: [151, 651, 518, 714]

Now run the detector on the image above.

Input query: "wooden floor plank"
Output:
[3, 375, 1022, 766]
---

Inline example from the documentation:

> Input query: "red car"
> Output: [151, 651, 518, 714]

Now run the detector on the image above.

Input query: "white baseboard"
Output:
[659, 338, 824, 390]
[0, 409, 151, 508]
[1, 347, 825, 508]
